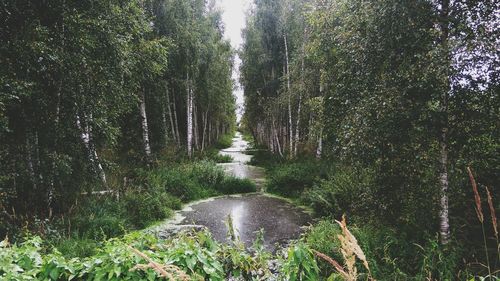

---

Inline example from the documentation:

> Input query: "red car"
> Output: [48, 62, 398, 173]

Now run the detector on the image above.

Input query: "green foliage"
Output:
[215, 133, 234, 149]
[248, 150, 283, 168]
[301, 166, 375, 218]
[200, 148, 234, 163]
[123, 192, 173, 229]
[304, 219, 470, 280]
[146, 161, 256, 203]
[54, 238, 98, 258]
[415, 238, 463, 280]
[0, 0, 238, 224]
[70, 198, 130, 241]
[266, 161, 322, 197]
[241, 0, 498, 276]
[218, 177, 256, 194]
[0, 229, 323, 281]
[280, 242, 320, 281]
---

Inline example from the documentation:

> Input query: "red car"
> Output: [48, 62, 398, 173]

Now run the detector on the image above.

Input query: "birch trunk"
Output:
[76, 113, 107, 185]
[273, 119, 283, 157]
[284, 34, 293, 156]
[294, 38, 305, 157]
[202, 110, 208, 151]
[208, 121, 212, 146]
[166, 86, 176, 144]
[437, 0, 451, 245]
[193, 103, 199, 150]
[139, 90, 152, 162]
[161, 95, 169, 146]
[172, 90, 181, 147]
[186, 73, 193, 158]
[316, 128, 323, 159]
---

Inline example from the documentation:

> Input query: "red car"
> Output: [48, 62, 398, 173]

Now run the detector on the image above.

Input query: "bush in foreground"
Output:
[0, 231, 319, 280]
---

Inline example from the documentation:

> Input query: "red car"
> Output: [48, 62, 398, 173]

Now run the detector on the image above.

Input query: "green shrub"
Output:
[304, 219, 440, 279]
[54, 238, 98, 258]
[266, 161, 321, 197]
[215, 133, 234, 149]
[124, 191, 172, 228]
[70, 198, 129, 240]
[415, 238, 463, 280]
[304, 220, 342, 276]
[147, 162, 223, 202]
[189, 160, 226, 189]
[162, 192, 182, 210]
[248, 150, 282, 168]
[280, 242, 320, 280]
[212, 153, 234, 163]
[218, 177, 256, 194]
[301, 167, 375, 218]
[200, 148, 234, 163]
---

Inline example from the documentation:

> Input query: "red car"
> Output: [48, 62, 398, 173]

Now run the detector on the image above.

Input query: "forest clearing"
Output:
[0, 0, 499, 280]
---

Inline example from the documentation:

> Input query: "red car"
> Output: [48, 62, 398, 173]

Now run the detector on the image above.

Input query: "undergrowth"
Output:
[13, 160, 256, 259]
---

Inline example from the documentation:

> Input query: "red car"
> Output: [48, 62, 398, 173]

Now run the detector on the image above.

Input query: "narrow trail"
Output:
[153, 132, 311, 250]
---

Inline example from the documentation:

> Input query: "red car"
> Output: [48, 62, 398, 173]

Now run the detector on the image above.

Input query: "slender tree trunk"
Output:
[25, 133, 37, 192]
[284, 34, 293, 156]
[216, 120, 220, 140]
[166, 86, 176, 145]
[194, 103, 199, 150]
[139, 90, 152, 162]
[316, 128, 323, 159]
[172, 89, 181, 147]
[161, 94, 169, 147]
[202, 110, 208, 151]
[438, 0, 451, 245]
[76, 113, 107, 185]
[273, 119, 283, 157]
[87, 113, 106, 185]
[294, 38, 305, 157]
[186, 73, 193, 158]
[208, 121, 212, 146]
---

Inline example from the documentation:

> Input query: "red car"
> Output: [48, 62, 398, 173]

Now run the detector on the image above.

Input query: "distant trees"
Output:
[240, 0, 499, 243]
[0, 0, 236, 216]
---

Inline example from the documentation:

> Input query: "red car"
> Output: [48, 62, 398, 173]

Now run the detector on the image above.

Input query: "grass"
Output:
[0, 229, 323, 280]
[215, 132, 234, 149]
[45, 160, 256, 258]
[266, 160, 323, 197]
[196, 148, 233, 163]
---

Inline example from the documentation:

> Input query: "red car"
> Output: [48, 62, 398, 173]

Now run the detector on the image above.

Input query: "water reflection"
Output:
[217, 132, 265, 189]
[230, 203, 245, 239]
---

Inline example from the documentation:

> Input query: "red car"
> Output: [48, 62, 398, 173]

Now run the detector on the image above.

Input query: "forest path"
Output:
[152, 132, 311, 250]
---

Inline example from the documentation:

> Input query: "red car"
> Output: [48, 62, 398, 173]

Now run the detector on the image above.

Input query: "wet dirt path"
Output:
[153, 132, 311, 250]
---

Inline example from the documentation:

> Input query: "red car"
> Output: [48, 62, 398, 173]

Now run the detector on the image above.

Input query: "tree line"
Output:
[240, 0, 499, 244]
[0, 0, 236, 216]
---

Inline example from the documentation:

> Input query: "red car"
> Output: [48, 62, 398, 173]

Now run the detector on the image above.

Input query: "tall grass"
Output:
[467, 166, 499, 278]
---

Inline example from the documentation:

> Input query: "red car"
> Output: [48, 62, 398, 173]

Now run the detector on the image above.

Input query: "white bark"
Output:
[316, 128, 323, 159]
[76, 113, 107, 185]
[202, 110, 208, 151]
[186, 73, 193, 158]
[284, 34, 293, 156]
[139, 90, 152, 161]
[172, 90, 181, 147]
[166, 87, 176, 144]
[438, 0, 451, 245]
[294, 38, 305, 157]
[273, 118, 283, 157]
[194, 103, 199, 150]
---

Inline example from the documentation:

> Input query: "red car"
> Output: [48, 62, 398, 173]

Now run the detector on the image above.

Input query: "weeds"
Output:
[467, 167, 499, 279]
[312, 216, 372, 281]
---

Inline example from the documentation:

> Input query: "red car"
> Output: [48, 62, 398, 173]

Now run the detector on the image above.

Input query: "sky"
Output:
[217, 0, 251, 123]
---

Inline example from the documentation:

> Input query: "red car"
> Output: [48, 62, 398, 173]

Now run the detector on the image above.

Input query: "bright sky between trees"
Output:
[218, 0, 251, 123]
